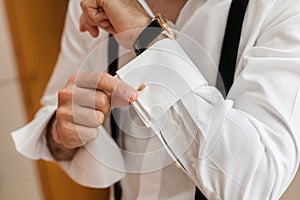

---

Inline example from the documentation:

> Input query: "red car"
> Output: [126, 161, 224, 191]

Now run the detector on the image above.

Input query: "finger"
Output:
[76, 72, 138, 103]
[73, 106, 105, 128]
[57, 105, 104, 128]
[56, 120, 99, 148]
[98, 20, 111, 28]
[83, 20, 99, 37]
[72, 87, 111, 115]
[81, 8, 104, 26]
[80, 14, 99, 37]
[110, 92, 133, 108]
[110, 81, 139, 108]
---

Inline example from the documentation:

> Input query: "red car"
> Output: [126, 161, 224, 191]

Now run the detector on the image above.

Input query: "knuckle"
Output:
[97, 72, 106, 86]
[58, 88, 73, 103]
[101, 72, 108, 79]
[99, 93, 109, 106]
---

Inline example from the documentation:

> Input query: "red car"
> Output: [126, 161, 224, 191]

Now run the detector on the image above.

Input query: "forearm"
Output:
[46, 113, 78, 161]
[116, 37, 299, 198]
[156, 87, 298, 199]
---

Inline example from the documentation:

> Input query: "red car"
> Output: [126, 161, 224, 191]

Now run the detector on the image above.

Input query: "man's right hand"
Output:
[79, 0, 152, 48]
[46, 72, 138, 160]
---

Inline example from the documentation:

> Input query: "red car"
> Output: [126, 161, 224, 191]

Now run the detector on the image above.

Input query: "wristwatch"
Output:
[133, 14, 177, 56]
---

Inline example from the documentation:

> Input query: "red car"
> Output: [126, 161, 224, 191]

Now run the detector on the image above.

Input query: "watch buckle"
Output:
[156, 14, 177, 40]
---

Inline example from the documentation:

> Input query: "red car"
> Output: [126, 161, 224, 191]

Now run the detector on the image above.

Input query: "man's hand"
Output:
[46, 72, 138, 160]
[79, 0, 151, 48]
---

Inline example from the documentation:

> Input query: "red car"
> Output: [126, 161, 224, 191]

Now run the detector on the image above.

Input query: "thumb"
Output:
[110, 80, 138, 108]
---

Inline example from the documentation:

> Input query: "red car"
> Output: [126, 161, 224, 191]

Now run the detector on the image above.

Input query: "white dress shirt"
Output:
[11, 0, 300, 199]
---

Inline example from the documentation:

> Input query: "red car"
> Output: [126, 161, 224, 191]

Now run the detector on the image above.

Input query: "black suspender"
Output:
[108, 34, 122, 200]
[195, 0, 249, 199]
[216, 0, 250, 97]
[108, 0, 249, 199]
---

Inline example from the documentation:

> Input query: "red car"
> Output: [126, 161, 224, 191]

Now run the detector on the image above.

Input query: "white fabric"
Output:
[11, 0, 300, 199]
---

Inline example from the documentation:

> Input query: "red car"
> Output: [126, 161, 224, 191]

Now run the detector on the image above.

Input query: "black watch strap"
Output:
[133, 18, 163, 56]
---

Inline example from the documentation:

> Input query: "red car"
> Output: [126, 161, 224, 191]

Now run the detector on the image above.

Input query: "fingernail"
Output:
[129, 90, 139, 102]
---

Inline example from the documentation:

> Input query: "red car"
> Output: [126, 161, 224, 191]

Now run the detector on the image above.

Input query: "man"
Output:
[12, 0, 300, 199]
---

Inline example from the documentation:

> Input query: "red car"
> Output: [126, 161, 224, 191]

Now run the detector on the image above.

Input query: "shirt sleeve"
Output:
[11, 0, 125, 188]
[116, 1, 300, 199]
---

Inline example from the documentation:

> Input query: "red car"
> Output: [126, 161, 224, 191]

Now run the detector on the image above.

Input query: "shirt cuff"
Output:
[11, 105, 57, 160]
[117, 38, 207, 124]
[11, 105, 125, 188]
[116, 39, 207, 170]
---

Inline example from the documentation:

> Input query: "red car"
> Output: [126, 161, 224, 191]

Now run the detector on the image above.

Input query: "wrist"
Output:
[132, 14, 177, 56]
[129, 16, 152, 47]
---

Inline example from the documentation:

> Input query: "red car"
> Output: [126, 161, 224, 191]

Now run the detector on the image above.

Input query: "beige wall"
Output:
[0, 0, 42, 199]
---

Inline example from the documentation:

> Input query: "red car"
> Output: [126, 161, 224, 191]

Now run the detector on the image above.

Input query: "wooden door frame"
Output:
[4, 0, 109, 199]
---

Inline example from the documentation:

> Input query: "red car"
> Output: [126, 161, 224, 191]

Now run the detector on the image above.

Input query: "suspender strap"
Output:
[108, 34, 122, 200]
[195, 0, 249, 199]
[216, 0, 250, 96]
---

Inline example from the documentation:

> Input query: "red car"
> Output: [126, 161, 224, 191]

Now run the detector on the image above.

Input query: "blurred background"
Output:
[0, 0, 299, 199]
